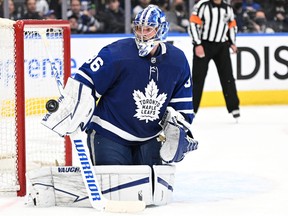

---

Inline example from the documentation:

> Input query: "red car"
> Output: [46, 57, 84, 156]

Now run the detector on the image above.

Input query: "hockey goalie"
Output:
[28, 4, 198, 210]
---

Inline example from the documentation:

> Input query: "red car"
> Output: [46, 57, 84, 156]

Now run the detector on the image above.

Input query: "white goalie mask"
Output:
[132, 5, 169, 57]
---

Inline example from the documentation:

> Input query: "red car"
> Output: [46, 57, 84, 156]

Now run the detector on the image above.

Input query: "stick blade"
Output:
[104, 200, 146, 213]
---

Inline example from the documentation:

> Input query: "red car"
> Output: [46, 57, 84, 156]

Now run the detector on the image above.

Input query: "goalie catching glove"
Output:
[159, 107, 198, 163]
[41, 77, 95, 137]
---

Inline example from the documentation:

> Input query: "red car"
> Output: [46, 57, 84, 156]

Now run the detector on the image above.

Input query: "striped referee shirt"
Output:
[188, 0, 237, 45]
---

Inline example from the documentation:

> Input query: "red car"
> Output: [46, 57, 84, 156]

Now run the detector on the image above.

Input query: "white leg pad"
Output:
[153, 165, 176, 205]
[52, 166, 89, 207]
[25, 165, 175, 207]
[26, 165, 153, 207]
[94, 165, 153, 205]
[25, 167, 55, 207]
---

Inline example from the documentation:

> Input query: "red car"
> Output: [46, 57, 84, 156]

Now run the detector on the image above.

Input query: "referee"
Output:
[188, 0, 240, 119]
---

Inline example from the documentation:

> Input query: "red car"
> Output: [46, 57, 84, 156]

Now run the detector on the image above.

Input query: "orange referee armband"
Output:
[228, 20, 237, 28]
[189, 15, 202, 25]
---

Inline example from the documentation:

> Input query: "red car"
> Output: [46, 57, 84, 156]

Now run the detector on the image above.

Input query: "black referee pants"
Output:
[192, 41, 240, 114]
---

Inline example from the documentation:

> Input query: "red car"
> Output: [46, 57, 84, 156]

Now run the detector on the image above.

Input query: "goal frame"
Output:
[13, 20, 72, 196]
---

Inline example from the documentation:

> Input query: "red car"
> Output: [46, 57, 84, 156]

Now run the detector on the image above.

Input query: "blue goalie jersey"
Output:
[74, 38, 194, 145]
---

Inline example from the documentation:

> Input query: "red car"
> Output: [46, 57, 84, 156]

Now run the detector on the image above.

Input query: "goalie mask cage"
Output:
[0, 19, 72, 196]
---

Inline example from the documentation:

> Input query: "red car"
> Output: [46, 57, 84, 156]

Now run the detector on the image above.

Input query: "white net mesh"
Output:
[0, 19, 18, 193]
[0, 19, 69, 194]
[23, 27, 66, 167]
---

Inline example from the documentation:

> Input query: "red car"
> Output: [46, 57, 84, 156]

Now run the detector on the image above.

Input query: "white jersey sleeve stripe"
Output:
[177, 109, 195, 114]
[170, 97, 193, 103]
[75, 70, 102, 99]
[75, 70, 93, 84]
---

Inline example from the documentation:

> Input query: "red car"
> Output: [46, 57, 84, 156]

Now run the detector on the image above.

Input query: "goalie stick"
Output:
[39, 29, 146, 213]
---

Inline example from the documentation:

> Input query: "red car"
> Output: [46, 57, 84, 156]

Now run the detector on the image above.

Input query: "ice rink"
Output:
[1, 105, 288, 216]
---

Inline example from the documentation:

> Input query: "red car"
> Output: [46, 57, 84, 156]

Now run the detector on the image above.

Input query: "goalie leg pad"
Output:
[26, 165, 176, 207]
[25, 167, 55, 207]
[52, 166, 89, 207]
[153, 165, 176, 205]
[26, 166, 154, 207]
[54, 166, 153, 206]
[94, 165, 153, 205]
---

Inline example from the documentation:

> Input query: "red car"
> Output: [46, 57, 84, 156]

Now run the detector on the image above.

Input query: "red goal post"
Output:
[0, 19, 72, 196]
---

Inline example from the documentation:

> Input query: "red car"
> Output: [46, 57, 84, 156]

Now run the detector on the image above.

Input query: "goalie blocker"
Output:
[26, 165, 175, 207]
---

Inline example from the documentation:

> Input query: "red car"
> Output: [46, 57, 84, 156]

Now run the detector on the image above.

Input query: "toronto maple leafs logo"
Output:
[133, 80, 167, 123]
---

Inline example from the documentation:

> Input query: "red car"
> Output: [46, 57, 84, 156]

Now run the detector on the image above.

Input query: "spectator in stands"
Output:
[156, 0, 169, 12]
[100, 0, 125, 33]
[44, 9, 56, 20]
[132, 0, 151, 18]
[67, 0, 104, 34]
[22, 0, 43, 19]
[36, 0, 49, 17]
[9, 0, 21, 20]
[267, 0, 287, 20]
[231, 0, 261, 33]
[232, 0, 246, 32]
[80, 0, 92, 11]
[68, 14, 79, 34]
[87, 3, 105, 27]
[233, 0, 264, 33]
[242, 0, 262, 12]
[267, 0, 288, 32]
[87, 3, 96, 17]
[252, 10, 275, 33]
[165, 0, 189, 32]
[49, 0, 62, 19]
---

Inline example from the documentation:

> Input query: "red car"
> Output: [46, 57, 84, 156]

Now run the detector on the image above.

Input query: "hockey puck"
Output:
[46, 99, 59, 113]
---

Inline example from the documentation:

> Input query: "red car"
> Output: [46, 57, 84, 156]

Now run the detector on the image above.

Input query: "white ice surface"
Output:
[1, 105, 288, 216]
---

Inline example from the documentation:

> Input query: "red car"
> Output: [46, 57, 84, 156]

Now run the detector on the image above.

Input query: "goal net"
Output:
[0, 19, 72, 196]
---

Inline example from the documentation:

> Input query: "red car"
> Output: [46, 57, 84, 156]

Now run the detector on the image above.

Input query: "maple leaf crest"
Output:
[133, 79, 167, 123]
